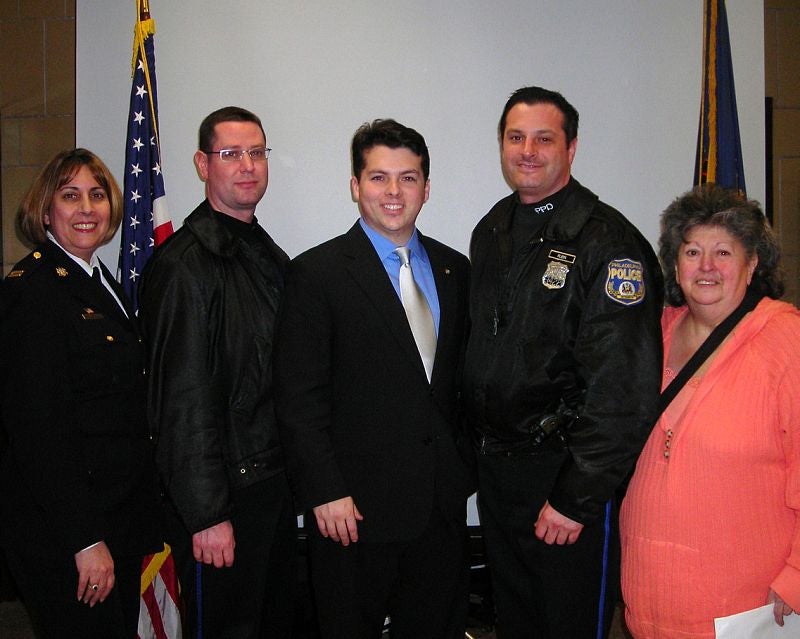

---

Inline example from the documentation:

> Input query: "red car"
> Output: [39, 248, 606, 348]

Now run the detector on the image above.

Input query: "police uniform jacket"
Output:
[463, 178, 664, 524]
[0, 241, 162, 561]
[138, 200, 289, 535]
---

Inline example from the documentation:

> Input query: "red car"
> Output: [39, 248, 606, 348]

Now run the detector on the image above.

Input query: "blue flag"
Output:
[119, 11, 172, 312]
[694, 0, 746, 195]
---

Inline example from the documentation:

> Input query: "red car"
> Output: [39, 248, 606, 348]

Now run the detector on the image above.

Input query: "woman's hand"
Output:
[767, 588, 796, 626]
[74, 541, 115, 606]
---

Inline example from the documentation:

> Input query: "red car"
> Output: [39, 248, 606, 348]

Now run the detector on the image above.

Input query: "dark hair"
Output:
[498, 86, 579, 145]
[17, 148, 123, 246]
[198, 106, 266, 151]
[659, 183, 784, 306]
[351, 119, 430, 181]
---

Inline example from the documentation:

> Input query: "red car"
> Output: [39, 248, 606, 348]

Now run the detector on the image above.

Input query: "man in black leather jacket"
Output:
[463, 87, 663, 639]
[139, 106, 295, 638]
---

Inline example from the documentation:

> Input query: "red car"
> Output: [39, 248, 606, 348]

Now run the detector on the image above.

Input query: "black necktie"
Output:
[92, 266, 127, 317]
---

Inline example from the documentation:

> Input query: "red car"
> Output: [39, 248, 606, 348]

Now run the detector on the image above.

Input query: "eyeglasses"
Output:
[204, 147, 271, 162]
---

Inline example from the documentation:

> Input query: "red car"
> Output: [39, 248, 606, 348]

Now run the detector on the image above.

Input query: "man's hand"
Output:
[74, 541, 115, 606]
[767, 588, 796, 626]
[313, 496, 363, 546]
[192, 520, 235, 567]
[535, 501, 584, 545]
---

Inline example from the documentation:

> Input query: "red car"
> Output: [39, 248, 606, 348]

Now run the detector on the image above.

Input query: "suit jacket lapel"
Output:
[99, 261, 139, 329]
[342, 223, 429, 379]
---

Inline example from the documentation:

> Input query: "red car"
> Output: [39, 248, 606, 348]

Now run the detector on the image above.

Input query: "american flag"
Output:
[119, 5, 173, 312]
[138, 544, 182, 639]
[122, 6, 180, 639]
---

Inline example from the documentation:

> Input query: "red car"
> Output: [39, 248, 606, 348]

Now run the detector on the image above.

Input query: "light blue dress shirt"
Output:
[358, 218, 440, 335]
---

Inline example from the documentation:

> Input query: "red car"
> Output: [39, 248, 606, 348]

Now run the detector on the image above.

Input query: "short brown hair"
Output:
[17, 148, 124, 246]
[659, 183, 784, 305]
[498, 86, 579, 145]
[198, 106, 266, 152]
[351, 118, 430, 181]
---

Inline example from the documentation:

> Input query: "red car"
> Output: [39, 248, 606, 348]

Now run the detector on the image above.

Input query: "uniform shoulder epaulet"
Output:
[4, 249, 47, 285]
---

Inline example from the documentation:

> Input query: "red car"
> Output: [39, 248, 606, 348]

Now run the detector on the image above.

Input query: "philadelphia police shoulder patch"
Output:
[605, 257, 645, 306]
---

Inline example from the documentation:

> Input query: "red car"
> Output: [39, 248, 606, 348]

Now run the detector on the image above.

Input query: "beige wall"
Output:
[765, 0, 800, 306]
[1, 0, 76, 275]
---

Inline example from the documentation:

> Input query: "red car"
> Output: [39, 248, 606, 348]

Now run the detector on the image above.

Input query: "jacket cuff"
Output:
[771, 563, 800, 613]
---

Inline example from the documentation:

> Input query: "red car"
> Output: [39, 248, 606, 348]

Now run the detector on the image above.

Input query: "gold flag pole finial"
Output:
[131, 0, 160, 149]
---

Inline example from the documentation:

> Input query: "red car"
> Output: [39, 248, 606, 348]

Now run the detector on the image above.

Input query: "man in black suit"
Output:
[275, 119, 474, 639]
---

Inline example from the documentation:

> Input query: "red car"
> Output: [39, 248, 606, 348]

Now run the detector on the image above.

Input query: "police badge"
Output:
[605, 257, 645, 305]
[542, 260, 569, 289]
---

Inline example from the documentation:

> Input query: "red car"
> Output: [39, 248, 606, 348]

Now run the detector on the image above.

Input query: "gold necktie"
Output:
[394, 246, 437, 381]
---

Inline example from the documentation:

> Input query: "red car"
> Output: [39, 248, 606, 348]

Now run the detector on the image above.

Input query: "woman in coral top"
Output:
[620, 184, 800, 638]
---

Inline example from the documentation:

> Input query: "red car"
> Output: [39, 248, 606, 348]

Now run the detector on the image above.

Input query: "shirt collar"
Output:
[358, 218, 421, 262]
[46, 231, 99, 275]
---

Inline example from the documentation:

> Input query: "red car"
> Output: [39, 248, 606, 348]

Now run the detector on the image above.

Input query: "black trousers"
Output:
[167, 473, 297, 639]
[4, 537, 142, 639]
[308, 505, 470, 639]
[477, 452, 619, 639]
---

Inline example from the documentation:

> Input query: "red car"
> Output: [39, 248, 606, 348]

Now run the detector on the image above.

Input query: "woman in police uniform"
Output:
[0, 149, 161, 638]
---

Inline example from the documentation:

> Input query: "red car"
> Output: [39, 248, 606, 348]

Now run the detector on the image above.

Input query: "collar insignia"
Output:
[55, 267, 69, 278]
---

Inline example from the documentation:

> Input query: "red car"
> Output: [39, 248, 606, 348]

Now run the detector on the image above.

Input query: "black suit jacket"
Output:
[275, 223, 474, 543]
[0, 241, 161, 561]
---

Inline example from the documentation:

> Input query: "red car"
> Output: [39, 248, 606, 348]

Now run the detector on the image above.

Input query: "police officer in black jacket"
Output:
[1, 149, 162, 638]
[463, 87, 664, 639]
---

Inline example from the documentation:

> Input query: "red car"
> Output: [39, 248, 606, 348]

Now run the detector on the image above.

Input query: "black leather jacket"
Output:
[463, 179, 664, 523]
[139, 201, 289, 534]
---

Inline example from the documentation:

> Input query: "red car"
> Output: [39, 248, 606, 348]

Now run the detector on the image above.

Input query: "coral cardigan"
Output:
[621, 298, 800, 638]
